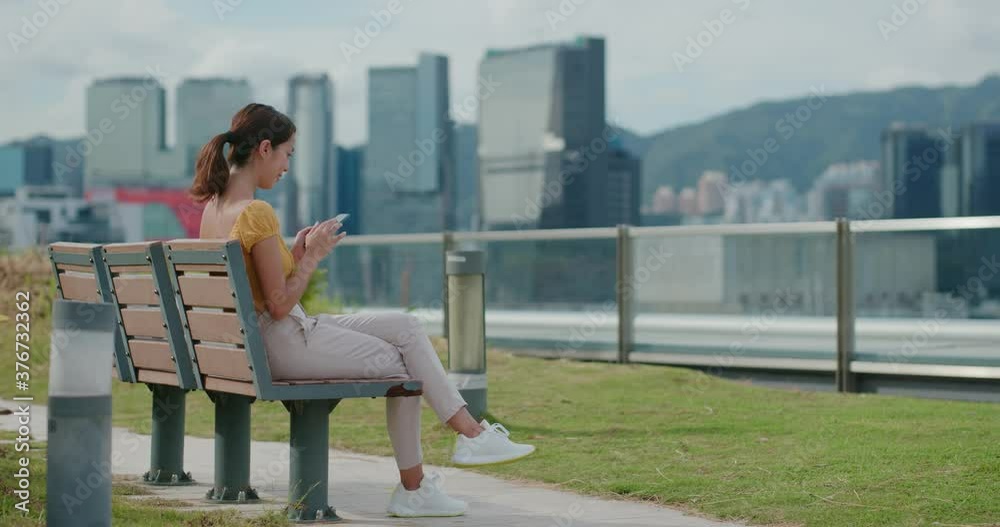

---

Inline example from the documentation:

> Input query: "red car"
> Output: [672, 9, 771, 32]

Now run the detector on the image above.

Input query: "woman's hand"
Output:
[291, 222, 316, 262]
[303, 218, 346, 265]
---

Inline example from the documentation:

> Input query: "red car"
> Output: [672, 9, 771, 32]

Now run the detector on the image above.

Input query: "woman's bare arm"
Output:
[252, 236, 315, 319]
[252, 219, 344, 320]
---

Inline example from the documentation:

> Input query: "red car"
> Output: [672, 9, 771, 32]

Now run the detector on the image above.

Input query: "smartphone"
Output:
[303, 214, 350, 250]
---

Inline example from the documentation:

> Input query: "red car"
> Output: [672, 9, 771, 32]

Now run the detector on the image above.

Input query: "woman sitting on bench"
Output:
[191, 103, 534, 518]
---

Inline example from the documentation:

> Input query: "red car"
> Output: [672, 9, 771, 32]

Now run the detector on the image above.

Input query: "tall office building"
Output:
[85, 78, 178, 189]
[478, 36, 607, 230]
[51, 138, 84, 197]
[176, 78, 252, 176]
[454, 124, 479, 230]
[335, 145, 363, 236]
[285, 74, 334, 234]
[880, 124, 945, 219]
[364, 54, 453, 234]
[959, 122, 1000, 216]
[0, 141, 53, 196]
[607, 146, 641, 225]
[327, 145, 365, 303]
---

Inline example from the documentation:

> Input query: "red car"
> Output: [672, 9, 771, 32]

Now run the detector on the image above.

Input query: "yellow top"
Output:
[229, 200, 296, 313]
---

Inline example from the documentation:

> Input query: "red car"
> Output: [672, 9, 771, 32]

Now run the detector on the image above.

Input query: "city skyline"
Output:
[4, 0, 1000, 147]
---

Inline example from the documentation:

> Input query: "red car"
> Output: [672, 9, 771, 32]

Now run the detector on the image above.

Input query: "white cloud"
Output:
[1, 0, 999, 146]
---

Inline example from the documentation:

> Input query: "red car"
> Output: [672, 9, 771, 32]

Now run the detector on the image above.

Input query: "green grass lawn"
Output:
[2, 253, 999, 526]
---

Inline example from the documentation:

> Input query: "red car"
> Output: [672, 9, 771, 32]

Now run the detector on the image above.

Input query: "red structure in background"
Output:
[85, 187, 204, 238]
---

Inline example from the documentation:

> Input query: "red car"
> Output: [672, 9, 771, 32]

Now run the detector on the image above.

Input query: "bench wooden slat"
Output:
[59, 273, 100, 302]
[110, 265, 153, 274]
[194, 344, 251, 381]
[129, 340, 175, 372]
[203, 376, 256, 397]
[167, 239, 228, 251]
[103, 242, 153, 254]
[121, 308, 166, 338]
[49, 242, 98, 254]
[56, 263, 94, 273]
[178, 275, 235, 309]
[136, 369, 179, 386]
[113, 275, 158, 305]
[188, 311, 243, 344]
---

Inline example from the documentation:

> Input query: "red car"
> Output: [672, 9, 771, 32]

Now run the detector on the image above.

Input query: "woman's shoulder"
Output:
[236, 199, 278, 222]
[241, 199, 275, 214]
[232, 199, 279, 235]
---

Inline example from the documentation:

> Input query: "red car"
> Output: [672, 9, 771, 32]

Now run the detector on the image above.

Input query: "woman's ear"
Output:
[258, 139, 273, 159]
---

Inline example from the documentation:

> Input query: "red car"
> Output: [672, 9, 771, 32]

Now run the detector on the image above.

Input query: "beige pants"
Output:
[258, 304, 467, 470]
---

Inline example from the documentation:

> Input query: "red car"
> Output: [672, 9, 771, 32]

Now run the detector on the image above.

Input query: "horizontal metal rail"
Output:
[852, 215, 1000, 233]
[287, 216, 1000, 246]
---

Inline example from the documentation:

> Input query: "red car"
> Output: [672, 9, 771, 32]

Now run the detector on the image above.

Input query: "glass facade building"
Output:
[176, 78, 252, 177]
[363, 54, 453, 234]
[478, 37, 609, 230]
[85, 78, 177, 188]
[284, 74, 335, 234]
[335, 145, 363, 236]
[960, 122, 1000, 216]
[454, 124, 479, 231]
[880, 125, 945, 219]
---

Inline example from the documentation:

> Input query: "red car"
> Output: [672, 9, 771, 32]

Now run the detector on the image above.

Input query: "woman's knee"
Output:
[389, 313, 425, 346]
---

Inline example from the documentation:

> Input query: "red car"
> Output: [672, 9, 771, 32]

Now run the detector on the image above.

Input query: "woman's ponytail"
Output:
[188, 103, 296, 203]
[190, 132, 232, 203]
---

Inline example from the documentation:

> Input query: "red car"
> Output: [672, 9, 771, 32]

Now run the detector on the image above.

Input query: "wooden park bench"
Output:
[48, 241, 197, 486]
[50, 239, 423, 522]
[162, 238, 422, 522]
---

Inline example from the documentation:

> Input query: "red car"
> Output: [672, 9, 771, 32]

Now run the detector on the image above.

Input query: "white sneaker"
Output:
[452, 419, 536, 466]
[386, 472, 467, 518]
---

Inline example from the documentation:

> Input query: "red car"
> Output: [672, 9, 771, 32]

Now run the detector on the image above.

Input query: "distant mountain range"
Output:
[631, 75, 1000, 197]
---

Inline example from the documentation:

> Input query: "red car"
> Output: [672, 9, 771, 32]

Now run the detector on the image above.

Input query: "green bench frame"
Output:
[162, 239, 422, 522]
[48, 241, 196, 486]
[51, 239, 424, 522]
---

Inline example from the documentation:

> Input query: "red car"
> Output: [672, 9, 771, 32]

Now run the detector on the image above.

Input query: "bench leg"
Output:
[143, 384, 194, 486]
[284, 399, 341, 523]
[205, 392, 259, 502]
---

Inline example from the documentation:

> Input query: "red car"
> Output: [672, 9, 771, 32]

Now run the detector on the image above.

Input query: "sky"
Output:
[2, 0, 999, 147]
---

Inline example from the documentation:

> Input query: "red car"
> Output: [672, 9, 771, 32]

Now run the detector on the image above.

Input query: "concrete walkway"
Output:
[1, 400, 741, 526]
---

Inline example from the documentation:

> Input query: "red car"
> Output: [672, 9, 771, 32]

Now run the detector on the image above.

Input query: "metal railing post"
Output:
[442, 231, 455, 338]
[836, 218, 857, 393]
[616, 224, 634, 364]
